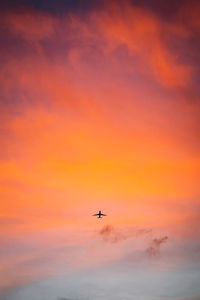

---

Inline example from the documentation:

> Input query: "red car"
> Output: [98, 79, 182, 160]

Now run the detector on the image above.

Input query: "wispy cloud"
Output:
[99, 224, 151, 243]
[0, 0, 199, 296]
[146, 236, 169, 256]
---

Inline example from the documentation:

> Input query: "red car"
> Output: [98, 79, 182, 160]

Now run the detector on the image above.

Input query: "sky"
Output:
[0, 0, 200, 299]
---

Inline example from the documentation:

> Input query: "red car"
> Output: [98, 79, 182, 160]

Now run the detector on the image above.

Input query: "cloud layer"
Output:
[0, 0, 200, 299]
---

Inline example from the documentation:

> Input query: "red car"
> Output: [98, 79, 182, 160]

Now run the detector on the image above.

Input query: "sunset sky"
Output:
[0, 0, 200, 299]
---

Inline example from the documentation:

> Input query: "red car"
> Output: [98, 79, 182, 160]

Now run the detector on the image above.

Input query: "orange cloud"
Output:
[2, 9, 56, 41]
[91, 1, 192, 88]
[0, 0, 200, 293]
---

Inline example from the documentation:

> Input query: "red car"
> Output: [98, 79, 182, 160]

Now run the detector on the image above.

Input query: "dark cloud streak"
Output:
[99, 225, 151, 244]
[0, 0, 98, 16]
[146, 236, 169, 256]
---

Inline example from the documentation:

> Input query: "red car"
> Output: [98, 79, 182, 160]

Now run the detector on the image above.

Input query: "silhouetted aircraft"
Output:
[92, 210, 107, 218]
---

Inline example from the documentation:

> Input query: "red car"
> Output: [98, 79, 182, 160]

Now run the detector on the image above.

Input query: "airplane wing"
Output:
[101, 214, 107, 216]
[92, 214, 99, 216]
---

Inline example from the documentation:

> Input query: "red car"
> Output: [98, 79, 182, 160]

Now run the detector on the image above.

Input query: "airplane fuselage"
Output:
[98, 210, 102, 218]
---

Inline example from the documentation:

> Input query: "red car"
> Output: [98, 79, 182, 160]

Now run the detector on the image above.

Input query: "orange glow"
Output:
[0, 0, 200, 293]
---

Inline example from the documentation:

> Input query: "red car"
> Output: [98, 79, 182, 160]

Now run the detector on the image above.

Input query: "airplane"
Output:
[92, 210, 107, 218]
